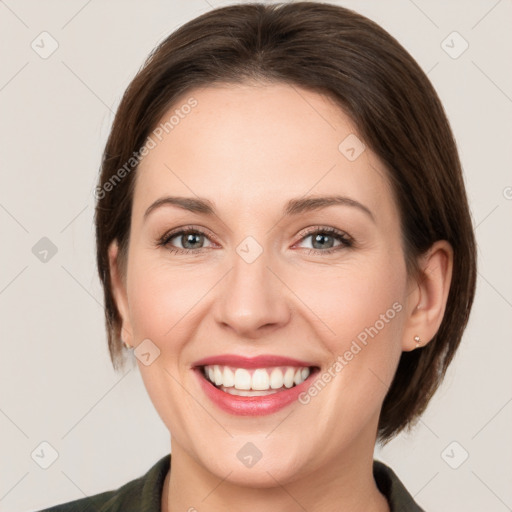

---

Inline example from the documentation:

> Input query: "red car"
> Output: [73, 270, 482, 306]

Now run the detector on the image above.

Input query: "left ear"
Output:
[402, 240, 453, 351]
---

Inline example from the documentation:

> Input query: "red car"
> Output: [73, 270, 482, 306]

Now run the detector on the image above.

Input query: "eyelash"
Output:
[156, 225, 354, 256]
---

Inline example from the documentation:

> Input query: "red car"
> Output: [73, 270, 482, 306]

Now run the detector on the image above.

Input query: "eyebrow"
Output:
[143, 195, 375, 222]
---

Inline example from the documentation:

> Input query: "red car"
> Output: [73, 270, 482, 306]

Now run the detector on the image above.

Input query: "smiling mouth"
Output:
[200, 364, 316, 396]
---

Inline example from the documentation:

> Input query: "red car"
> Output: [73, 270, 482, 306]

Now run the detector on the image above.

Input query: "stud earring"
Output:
[122, 339, 133, 349]
[414, 335, 421, 348]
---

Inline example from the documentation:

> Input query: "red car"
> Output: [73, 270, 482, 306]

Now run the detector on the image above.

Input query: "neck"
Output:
[164, 424, 389, 512]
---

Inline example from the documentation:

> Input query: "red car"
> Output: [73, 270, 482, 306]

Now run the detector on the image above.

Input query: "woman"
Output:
[39, 2, 476, 511]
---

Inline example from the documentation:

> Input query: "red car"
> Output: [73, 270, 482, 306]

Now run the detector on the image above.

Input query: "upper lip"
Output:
[192, 354, 316, 369]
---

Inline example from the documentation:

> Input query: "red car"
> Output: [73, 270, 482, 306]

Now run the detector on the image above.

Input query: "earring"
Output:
[414, 335, 421, 348]
[122, 339, 133, 350]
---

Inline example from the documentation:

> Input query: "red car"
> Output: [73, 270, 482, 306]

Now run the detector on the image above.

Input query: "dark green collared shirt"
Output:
[37, 454, 425, 512]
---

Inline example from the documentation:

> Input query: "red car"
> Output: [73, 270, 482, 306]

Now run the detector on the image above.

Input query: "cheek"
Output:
[126, 256, 209, 343]
[292, 253, 406, 403]
[291, 254, 406, 348]
[124, 258, 208, 441]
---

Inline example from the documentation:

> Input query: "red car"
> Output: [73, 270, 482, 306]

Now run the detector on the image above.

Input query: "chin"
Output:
[189, 435, 313, 488]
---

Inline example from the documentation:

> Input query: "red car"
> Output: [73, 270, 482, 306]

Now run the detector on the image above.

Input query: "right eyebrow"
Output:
[143, 196, 215, 221]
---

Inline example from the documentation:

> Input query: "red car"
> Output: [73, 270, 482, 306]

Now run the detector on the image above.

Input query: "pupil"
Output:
[183, 233, 202, 249]
[313, 233, 333, 249]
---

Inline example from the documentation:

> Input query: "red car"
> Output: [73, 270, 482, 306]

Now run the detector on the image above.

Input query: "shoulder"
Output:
[373, 459, 426, 512]
[35, 455, 421, 512]
[34, 454, 170, 512]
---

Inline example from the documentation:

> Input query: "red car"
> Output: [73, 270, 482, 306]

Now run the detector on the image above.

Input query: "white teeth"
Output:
[223, 366, 235, 387]
[203, 364, 312, 392]
[220, 386, 278, 396]
[270, 368, 284, 389]
[234, 368, 251, 390]
[283, 367, 295, 388]
[252, 369, 270, 390]
[214, 365, 223, 386]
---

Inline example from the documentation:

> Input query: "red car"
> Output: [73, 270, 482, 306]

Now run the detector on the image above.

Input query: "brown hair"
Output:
[94, 1, 477, 442]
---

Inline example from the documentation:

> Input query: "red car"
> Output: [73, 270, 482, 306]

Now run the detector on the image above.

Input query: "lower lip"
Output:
[194, 368, 318, 416]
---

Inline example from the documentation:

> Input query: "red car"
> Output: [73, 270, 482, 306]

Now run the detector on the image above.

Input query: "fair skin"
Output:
[109, 82, 453, 512]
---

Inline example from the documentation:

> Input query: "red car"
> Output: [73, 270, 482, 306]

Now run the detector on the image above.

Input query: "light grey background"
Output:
[1, 1, 511, 511]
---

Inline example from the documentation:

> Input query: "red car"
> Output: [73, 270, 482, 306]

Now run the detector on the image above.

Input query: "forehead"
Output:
[133, 83, 395, 223]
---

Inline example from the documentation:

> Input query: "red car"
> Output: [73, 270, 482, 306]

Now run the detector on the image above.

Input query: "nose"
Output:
[213, 247, 291, 338]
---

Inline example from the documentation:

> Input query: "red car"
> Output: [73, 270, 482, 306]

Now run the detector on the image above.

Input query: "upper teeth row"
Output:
[204, 365, 310, 391]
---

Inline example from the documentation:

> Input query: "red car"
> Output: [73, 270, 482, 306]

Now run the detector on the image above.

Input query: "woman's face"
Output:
[111, 83, 416, 485]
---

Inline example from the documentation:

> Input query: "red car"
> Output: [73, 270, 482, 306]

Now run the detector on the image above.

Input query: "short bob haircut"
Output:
[94, 1, 477, 443]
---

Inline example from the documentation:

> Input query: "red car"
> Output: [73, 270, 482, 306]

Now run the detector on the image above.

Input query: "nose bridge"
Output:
[214, 236, 290, 335]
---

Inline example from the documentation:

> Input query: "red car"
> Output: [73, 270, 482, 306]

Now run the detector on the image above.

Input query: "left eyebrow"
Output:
[284, 195, 375, 223]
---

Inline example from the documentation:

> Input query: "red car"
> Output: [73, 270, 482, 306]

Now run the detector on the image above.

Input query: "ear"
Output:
[402, 240, 453, 351]
[108, 240, 133, 347]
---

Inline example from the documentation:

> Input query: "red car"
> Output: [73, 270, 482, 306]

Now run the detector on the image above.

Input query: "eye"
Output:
[157, 225, 353, 256]
[295, 227, 353, 254]
[157, 227, 215, 254]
